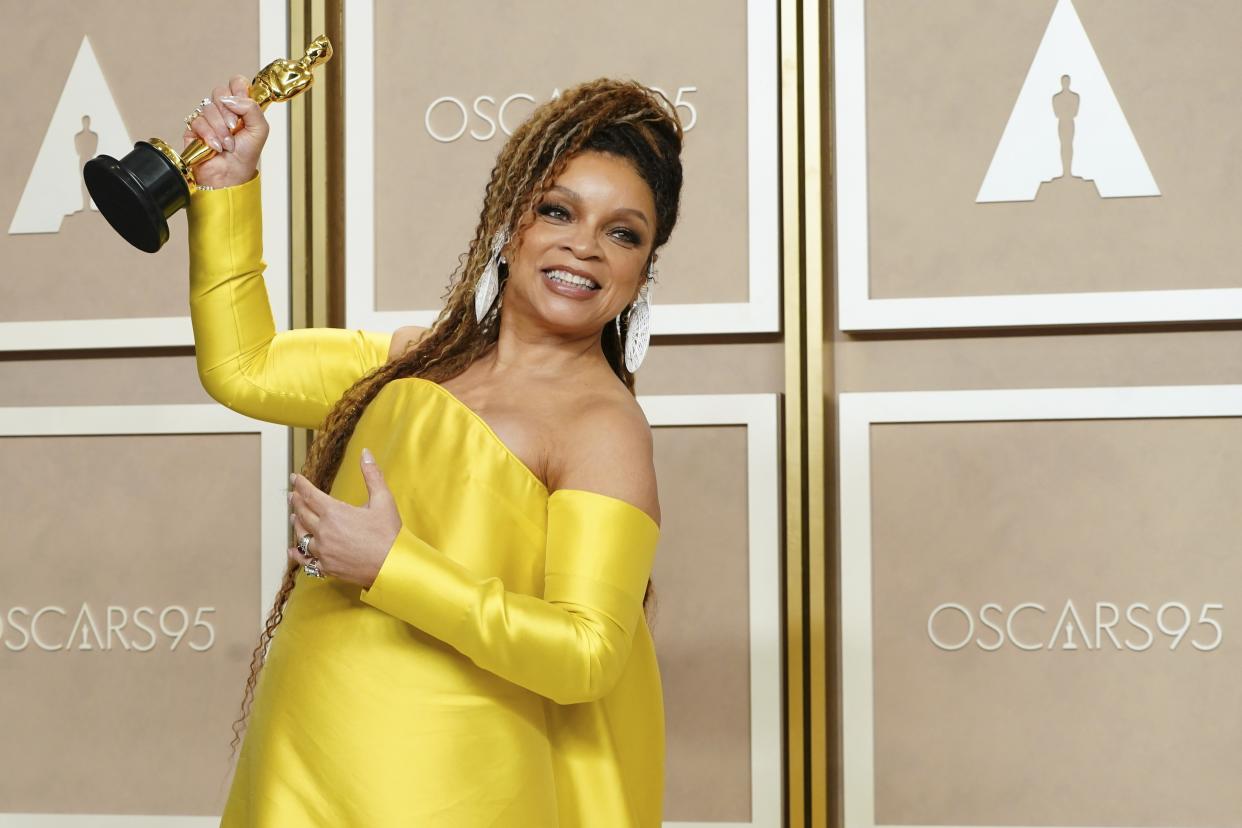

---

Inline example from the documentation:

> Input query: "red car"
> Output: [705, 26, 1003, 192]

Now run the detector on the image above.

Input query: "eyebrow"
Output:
[547, 185, 651, 228]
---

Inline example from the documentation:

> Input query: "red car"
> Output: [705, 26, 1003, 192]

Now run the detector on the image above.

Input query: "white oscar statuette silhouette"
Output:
[1060, 619, 1080, 650]
[977, 0, 1159, 203]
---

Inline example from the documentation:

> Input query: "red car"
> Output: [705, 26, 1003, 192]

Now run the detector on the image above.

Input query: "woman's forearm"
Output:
[359, 489, 660, 705]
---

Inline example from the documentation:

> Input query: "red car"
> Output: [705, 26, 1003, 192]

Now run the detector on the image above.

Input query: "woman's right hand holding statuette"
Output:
[183, 74, 269, 189]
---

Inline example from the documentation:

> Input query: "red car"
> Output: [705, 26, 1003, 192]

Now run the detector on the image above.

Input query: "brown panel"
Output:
[865, 0, 1242, 298]
[371, 0, 750, 311]
[0, 339, 786, 404]
[0, 433, 262, 815]
[640, 338, 786, 395]
[834, 328, 1242, 393]
[0, 352, 209, 405]
[0, 1, 258, 323]
[652, 425, 752, 822]
[869, 418, 1242, 826]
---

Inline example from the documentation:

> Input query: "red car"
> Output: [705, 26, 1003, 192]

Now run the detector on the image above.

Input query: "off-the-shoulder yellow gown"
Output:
[188, 173, 664, 827]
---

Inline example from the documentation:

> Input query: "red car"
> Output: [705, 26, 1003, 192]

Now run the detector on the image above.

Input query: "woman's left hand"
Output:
[288, 447, 402, 589]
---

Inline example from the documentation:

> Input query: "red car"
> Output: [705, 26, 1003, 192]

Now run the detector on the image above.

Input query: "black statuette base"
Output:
[83, 141, 191, 254]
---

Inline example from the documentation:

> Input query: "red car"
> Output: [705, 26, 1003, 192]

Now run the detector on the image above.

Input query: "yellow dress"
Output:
[187, 173, 664, 827]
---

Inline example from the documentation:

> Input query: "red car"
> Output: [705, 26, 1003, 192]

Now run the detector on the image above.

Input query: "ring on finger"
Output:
[297, 532, 314, 557]
[184, 97, 214, 127]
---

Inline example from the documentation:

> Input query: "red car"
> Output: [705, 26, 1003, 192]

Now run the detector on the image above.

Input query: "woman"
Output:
[185, 74, 683, 826]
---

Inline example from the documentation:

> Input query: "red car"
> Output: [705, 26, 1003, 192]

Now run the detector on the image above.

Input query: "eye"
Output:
[537, 202, 570, 221]
[609, 227, 642, 246]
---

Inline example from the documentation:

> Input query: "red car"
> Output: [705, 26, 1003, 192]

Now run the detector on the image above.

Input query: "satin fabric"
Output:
[188, 173, 665, 827]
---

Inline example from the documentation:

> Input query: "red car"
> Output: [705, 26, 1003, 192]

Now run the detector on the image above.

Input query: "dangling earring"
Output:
[624, 260, 656, 372]
[476, 254, 508, 332]
[475, 229, 509, 323]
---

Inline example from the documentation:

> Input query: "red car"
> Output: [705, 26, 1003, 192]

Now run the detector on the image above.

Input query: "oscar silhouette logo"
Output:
[74, 116, 98, 216]
[977, 0, 1159, 203]
[9, 35, 132, 236]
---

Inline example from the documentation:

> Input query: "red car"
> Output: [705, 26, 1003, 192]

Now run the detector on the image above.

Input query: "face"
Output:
[503, 150, 657, 336]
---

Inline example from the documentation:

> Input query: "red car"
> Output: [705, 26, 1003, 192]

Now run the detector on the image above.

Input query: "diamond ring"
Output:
[183, 96, 214, 127]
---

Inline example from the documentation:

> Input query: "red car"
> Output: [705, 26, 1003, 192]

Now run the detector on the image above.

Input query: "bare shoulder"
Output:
[550, 386, 660, 528]
[387, 325, 430, 362]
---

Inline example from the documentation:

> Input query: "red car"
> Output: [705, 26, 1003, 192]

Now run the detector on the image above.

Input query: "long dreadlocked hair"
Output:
[227, 78, 684, 760]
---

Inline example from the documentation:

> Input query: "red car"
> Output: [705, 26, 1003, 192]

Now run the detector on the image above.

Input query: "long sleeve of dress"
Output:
[359, 488, 660, 706]
[187, 172, 391, 430]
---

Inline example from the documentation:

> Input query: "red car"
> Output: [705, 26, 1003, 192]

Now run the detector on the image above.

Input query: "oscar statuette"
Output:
[82, 35, 332, 253]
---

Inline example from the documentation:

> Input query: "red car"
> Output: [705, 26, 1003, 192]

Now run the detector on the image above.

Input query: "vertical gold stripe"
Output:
[289, 0, 311, 471]
[780, 0, 807, 825]
[290, 0, 341, 471]
[322, 0, 347, 330]
[804, 0, 831, 825]
[309, 0, 330, 330]
[289, 0, 308, 331]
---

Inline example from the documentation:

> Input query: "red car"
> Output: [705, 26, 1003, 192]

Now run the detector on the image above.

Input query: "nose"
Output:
[561, 223, 602, 260]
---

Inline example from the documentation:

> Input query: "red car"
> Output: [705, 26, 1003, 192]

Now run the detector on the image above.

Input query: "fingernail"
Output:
[288, 491, 293, 503]
[289, 473, 296, 484]
[362, 447, 375, 464]
[208, 136, 222, 152]
[226, 113, 238, 129]
[289, 514, 295, 525]
[223, 135, 234, 152]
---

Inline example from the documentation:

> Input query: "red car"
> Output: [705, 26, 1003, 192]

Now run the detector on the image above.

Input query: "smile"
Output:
[543, 269, 600, 291]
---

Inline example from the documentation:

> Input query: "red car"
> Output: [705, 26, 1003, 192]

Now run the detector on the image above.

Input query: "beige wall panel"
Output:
[834, 328, 1242, 392]
[1, 1, 257, 323]
[652, 425, 752, 822]
[0, 338, 785, 404]
[371, 0, 749, 310]
[640, 338, 785, 395]
[869, 418, 1242, 825]
[0, 433, 262, 815]
[0, 353, 209, 405]
[865, 0, 1242, 299]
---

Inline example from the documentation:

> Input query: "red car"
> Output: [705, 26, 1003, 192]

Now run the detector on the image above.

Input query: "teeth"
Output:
[546, 269, 598, 289]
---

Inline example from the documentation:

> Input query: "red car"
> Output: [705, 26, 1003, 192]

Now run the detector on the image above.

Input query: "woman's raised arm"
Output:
[188, 172, 393, 430]
[184, 78, 411, 430]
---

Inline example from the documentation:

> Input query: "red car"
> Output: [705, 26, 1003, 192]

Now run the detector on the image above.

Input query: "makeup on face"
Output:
[519, 151, 656, 314]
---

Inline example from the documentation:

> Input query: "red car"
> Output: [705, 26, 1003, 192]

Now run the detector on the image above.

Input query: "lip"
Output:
[542, 268, 601, 299]
[542, 264, 601, 288]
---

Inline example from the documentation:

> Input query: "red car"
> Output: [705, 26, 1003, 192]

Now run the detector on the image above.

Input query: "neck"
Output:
[483, 306, 612, 381]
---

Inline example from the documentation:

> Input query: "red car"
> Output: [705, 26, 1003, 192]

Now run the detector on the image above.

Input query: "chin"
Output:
[540, 311, 603, 337]
[525, 298, 603, 335]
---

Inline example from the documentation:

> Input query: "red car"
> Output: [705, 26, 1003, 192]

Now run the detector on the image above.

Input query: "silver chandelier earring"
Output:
[474, 229, 509, 323]
[623, 261, 656, 372]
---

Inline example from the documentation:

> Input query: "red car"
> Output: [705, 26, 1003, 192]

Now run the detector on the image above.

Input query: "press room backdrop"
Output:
[0, 1, 797, 826]
[829, 1, 1242, 827]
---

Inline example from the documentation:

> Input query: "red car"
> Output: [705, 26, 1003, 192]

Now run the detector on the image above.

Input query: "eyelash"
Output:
[537, 203, 570, 221]
[537, 202, 642, 246]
